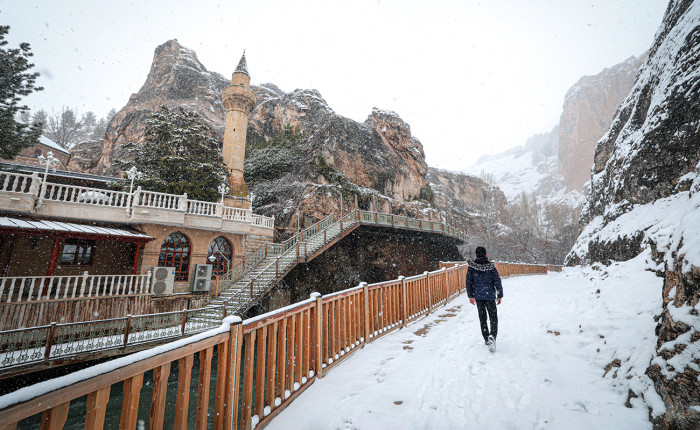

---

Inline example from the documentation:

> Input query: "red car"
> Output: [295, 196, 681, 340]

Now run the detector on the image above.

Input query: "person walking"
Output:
[466, 246, 503, 352]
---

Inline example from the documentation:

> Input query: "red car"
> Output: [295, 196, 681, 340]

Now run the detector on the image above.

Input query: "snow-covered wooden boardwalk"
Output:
[267, 259, 662, 430]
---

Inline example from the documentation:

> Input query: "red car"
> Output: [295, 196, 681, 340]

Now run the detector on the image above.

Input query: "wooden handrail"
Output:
[0, 261, 550, 428]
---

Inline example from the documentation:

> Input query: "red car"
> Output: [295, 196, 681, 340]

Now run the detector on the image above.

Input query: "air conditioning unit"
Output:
[151, 266, 175, 295]
[192, 264, 213, 293]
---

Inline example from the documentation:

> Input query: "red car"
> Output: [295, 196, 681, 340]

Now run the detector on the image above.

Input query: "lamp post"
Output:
[126, 166, 142, 213]
[36, 151, 59, 207]
[218, 178, 230, 205]
[329, 186, 343, 220]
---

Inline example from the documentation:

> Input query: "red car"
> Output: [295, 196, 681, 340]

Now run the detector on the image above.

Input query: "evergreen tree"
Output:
[0, 25, 43, 159]
[117, 105, 226, 202]
[91, 117, 107, 139]
[91, 107, 116, 139]
[31, 109, 47, 133]
[82, 111, 97, 136]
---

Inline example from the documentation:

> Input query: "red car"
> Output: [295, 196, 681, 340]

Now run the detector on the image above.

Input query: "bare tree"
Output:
[44, 107, 85, 149]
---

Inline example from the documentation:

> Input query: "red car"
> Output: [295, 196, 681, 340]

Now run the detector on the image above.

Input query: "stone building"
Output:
[0, 53, 273, 307]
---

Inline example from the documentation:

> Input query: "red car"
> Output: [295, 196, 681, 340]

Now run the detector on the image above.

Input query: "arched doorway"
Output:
[208, 236, 232, 278]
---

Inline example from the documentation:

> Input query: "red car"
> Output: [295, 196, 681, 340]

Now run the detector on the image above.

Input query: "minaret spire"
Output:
[221, 51, 256, 201]
[234, 50, 249, 76]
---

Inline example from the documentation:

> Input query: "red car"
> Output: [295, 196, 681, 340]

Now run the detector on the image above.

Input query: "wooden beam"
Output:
[149, 363, 170, 430]
[85, 386, 111, 430]
[119, 373, 144, 430]
[174, 355, 194, 429]
[195, 346, 214, 430]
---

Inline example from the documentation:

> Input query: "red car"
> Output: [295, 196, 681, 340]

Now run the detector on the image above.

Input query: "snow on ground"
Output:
[267, 255, 663, 430]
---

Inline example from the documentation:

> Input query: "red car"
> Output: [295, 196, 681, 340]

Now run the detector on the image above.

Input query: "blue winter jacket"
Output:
[466, 258, 503, 301]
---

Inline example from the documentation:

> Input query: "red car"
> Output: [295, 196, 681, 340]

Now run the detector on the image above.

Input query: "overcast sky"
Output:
[3, 0, 668, 171]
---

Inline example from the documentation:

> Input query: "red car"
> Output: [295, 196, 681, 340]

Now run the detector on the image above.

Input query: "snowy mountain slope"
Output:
[569, 1, 700, 427]
[267, 258, 663, 429]
[462, 125, 586, 208]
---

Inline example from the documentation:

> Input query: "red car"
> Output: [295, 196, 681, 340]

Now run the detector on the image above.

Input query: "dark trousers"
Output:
[476, 300, 498, 342]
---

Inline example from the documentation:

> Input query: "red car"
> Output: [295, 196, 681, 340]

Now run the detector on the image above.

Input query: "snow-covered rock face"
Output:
[462, 125, 586, 208]
[462, 54, 646, 210]
[559, 54, 645, 193]
[95, 39, 229, 175]
[247, 90, 428, 202]
[568, 2, 700, 427]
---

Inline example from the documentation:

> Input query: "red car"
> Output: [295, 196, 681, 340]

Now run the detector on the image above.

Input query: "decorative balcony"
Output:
[0, 170, 274, 235]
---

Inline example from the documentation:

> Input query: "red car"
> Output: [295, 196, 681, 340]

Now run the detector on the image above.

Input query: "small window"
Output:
[34, 149, 42, 157]
[60, 239, 96, 266]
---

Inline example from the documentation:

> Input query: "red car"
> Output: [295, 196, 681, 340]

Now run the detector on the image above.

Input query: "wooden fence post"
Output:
[180, 310, 188, 335]
[44, 322, 57, 360]
[400, 276, 407, 327]
[362, 282, 370, 343]
[123, 315, 132, 346]
[314, 293, 323, 379]
[224, 322, 244, 430]
[425, 272, 432, 313]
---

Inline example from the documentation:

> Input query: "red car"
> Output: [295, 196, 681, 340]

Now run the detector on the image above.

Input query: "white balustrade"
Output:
[223, 206, 251, 222]
[42, 183, 131, 208]
[0, 272, 151, 303]
[135, 189, 182, 210]
[252, 213, 275, 228]
[187, 199, 219, 217]
[0, 172, 34, 193]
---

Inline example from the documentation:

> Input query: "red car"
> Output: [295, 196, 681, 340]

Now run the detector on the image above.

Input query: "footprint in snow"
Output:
[563, 400, 600, 414]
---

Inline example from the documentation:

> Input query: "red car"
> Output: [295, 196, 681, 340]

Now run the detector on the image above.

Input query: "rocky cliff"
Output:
[462, 125, 581, 207]
[81, 39, 496, 244]
[464, 55, 646, 208]
[559, 54, 646, 192]
[567, 1, 700, 427]
[95, 40, 229, 175]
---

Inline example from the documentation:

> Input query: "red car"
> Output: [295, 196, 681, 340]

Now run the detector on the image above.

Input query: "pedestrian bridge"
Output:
[0, 259, 552, 429]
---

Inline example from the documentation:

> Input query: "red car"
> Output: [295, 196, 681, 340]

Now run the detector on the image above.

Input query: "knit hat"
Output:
[475, 246, 487, 258]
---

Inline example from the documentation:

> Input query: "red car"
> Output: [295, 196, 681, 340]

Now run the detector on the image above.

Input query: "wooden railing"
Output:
[0, 272, 152, 303]
[0, 261, 547, 429]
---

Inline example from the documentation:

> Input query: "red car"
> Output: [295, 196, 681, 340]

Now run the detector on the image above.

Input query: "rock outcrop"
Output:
[427, 167, 507, 233]
[95, 39, 229, 175]
[559, 54, 646, 192]
[74, 39, 501, 253]
[568, 1, 700, 427]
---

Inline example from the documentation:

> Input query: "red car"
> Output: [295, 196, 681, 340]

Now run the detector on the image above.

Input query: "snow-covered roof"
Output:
[234, 51, 249, 76]
[38, 135, 70, 155]
[0, 217, 152, 240]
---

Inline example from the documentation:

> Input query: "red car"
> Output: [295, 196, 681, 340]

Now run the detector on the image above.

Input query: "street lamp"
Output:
[126, 166, 142, 194]
[328, 186, 343, 220]
[37, 151, 59, 207]
[218, 176, 230, 205]
[126, 166, 142, 213]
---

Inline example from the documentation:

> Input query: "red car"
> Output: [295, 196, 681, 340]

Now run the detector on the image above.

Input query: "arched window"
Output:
[159, 232, 190, 281]
[208, 236, 232, 278]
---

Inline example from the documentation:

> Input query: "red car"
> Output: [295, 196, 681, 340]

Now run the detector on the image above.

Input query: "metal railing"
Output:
[0, 305, 225, 371]
[0, 272, 152, 303]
